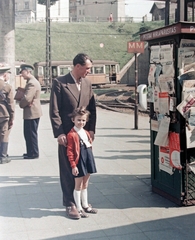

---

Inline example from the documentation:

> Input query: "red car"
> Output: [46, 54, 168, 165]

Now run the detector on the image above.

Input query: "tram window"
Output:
[59, 67, 70, 75]
[52, 67, 57, 78]
[89, 67, 93, 74]
[105, 65, 110, 74]
[94, 66, 104, 74]
[43, 67, 46, 76]
[38, 66, 43, 76]
[16, 67, 20, 75]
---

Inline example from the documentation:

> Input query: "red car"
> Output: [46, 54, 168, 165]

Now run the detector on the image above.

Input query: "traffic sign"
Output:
[127, 41, 145, 53]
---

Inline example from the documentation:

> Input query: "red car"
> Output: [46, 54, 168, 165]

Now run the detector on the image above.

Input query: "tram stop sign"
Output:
[127, 41, 145, 53]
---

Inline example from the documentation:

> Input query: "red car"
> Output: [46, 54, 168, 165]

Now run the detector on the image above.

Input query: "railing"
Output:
[18, 13, 195, 24]
[15, 16, 153, 23]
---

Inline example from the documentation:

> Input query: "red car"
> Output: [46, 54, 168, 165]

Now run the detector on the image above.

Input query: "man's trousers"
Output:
[24, 118, 40, 157]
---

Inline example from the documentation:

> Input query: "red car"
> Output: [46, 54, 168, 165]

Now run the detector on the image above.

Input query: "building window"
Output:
[83, 9, 85, 15]
[24, 1, 29, 10]
[15, 3, 17, 10]
[83, 0, 85, 4]
[79, 10, 81, 15]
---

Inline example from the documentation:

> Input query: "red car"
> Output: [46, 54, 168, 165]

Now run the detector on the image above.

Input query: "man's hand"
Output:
[28, 98, 34, 107]
[89, 131, 95, 141]
[8, 119, 13, 129]
[57, 134, 67, 146]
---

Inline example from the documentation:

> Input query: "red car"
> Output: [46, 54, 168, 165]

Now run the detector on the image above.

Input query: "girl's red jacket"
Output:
[66, 128, 92, 168]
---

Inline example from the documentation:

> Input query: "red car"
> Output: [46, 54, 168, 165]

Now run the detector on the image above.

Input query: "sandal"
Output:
[79, 209, 89, 218]
[83, 206, 98, 214]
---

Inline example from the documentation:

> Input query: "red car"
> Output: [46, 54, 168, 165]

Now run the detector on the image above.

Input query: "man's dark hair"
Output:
[73, 53, 93, 66]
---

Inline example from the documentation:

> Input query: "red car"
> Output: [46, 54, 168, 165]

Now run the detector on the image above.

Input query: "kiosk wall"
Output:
[140, 22, 195, 206]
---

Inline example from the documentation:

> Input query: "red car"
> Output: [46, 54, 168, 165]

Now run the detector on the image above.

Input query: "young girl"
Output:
[66, 106, 97, 218]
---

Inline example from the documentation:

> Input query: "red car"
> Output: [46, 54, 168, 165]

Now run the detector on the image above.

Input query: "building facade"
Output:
[37, 0, 69, 22]
[70, 0, 125, 22]
[15, 0, 36, 23]
[150, 2, 177, 21]
[15, 0, 125, 23]
[15, 0, 69, 23]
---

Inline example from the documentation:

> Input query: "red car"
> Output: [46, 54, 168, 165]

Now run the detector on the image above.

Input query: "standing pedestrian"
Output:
[67, 106, 97, 218]
[49, 53, 96, 219]
[18, 64, 42, 159]
[0, 63, 15, 164]
[109, 13, 113, 22]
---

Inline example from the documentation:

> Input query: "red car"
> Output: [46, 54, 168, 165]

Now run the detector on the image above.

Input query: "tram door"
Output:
[106, 65, 117, 83]
[105, 65, 110, 83]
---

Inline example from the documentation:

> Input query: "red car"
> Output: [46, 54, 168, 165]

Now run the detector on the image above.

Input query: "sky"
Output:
[125, 0, 155, 19]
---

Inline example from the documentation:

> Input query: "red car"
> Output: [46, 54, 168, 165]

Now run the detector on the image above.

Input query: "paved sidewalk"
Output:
[0, 104, 195, 240]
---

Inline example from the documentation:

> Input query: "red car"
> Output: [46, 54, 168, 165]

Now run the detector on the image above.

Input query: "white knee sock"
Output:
[73, 190, 82, 211]
[81, 188, 89, 208]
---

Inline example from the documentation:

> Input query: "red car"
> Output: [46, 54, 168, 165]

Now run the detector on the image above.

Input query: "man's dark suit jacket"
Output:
[50, 73, 96, 137]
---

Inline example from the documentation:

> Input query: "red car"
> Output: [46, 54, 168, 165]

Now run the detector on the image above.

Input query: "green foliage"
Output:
[15, 21, 164, 69]
[38, 0, 59, 5]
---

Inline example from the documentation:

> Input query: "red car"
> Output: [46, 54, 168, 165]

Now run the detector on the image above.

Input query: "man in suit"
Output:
[0, 64, 15, 164]
[49, 53, 96, 219]
[19, 64, 42, 159]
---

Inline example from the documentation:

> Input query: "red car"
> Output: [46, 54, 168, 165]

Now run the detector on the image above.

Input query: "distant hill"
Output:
[15, 21, 164, 69]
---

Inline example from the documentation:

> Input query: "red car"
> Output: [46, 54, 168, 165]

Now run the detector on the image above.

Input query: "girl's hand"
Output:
[72, 167, 79, 176]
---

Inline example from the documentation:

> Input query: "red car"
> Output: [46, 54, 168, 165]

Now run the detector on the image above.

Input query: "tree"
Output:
[38, 0, 58, 5]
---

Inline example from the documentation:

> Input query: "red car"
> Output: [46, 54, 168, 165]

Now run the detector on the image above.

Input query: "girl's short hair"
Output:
[70, 106, 90, 121]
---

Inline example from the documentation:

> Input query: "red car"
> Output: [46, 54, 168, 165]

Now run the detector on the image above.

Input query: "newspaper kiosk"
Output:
[140, 22, 195, 206]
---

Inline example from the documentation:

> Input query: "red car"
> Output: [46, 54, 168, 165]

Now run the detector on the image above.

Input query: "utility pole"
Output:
[134, 53, 138, 130]
[45, 0, 51, 93]
[127, 41, 145, 129]
[0, 0, 15, 88]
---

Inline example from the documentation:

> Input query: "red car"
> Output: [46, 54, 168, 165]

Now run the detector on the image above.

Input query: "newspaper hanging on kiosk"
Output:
[178, 39, 195, 154]
[148, 44, 182, 174]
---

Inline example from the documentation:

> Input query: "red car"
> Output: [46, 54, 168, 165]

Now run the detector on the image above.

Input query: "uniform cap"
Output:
[0, 63, 11, 74]
[19, 64, 34, 73]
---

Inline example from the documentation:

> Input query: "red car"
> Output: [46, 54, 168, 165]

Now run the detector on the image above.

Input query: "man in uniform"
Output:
[19, 64, 42, 159]
[49, 53, 97, 219]
[0, 63, 15, 164]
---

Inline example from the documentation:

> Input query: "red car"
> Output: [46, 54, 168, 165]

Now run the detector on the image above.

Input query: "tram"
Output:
[33, 60, 120, 88]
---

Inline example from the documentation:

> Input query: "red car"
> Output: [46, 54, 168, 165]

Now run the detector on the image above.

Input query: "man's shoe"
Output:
[23, 153, 28, 157]
[0, 157, 11, 164]
[66, 206, 80, 219]
[23, 155, 39, 159]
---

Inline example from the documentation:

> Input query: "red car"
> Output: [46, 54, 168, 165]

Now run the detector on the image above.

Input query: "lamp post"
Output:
[45, 0, 51, 93]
